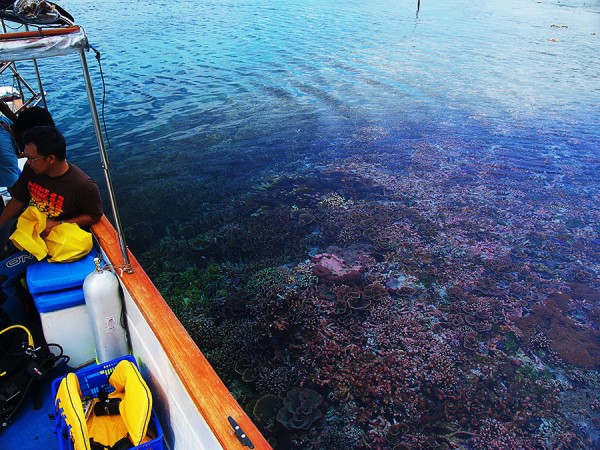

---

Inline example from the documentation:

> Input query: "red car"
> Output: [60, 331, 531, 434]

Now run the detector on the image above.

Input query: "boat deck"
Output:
[2, 364, 69, 450]
[2, 297, 69, 450]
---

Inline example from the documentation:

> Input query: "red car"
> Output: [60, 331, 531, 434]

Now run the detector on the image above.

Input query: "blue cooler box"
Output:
[27, 252, 99, 367]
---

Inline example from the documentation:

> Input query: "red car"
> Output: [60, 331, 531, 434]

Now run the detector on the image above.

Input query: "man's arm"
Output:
[43, 213, 100, 237]
[0, 198, 26, 226]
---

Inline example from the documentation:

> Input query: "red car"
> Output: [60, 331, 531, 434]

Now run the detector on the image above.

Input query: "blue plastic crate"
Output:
[52, 355, 164, 450]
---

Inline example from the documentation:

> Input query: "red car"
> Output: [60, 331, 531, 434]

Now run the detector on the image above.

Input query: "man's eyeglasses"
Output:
[25, 155, 47, 163]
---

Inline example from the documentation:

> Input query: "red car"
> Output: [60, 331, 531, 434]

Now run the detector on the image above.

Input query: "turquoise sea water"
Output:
[17, 0, 600, 448]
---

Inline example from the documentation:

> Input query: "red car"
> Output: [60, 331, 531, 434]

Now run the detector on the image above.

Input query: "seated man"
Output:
[0, 125, 103, 304]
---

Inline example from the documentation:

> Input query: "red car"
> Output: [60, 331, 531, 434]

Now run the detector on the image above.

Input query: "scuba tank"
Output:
[83, 258, 129, 363]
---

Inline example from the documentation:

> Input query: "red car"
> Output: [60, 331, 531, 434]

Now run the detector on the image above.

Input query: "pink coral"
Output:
[313, 253, 350, 273]
[312, 253, 364, 284]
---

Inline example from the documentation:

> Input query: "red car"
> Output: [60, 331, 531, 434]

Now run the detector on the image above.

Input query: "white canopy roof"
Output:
[0, 26, 87, 62]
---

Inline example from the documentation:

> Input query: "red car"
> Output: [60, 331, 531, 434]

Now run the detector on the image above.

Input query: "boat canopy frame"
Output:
[0, 23, 131, 271]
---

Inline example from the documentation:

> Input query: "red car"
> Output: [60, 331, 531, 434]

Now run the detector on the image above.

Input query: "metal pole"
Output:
[25, 24, 48, 108]
[31, 59, 47, 108]
[79, 48, 132, 272]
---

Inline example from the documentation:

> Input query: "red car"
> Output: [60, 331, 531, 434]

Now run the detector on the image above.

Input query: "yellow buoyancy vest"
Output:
[55, 359, 153, 449]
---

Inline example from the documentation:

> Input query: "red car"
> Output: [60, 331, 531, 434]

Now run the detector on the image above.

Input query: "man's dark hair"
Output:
[22, 126, 66, 161]
[12, 106, 55, 134]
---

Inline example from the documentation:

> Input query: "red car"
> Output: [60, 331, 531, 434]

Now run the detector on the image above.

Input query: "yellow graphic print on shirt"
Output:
[28, 181, 64, 218]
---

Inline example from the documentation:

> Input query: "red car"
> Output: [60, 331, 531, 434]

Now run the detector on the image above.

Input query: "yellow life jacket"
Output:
[55, 359, 153, 449]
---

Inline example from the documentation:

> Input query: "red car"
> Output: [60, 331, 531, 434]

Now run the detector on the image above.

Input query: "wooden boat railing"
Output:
[93, 215, 272, 450]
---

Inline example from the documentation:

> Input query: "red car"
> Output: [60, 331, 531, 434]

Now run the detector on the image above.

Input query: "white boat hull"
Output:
[93, 216, 270, 450]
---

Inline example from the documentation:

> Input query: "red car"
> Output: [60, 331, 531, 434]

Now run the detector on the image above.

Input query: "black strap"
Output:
[89, 436, 133, 450]
[111, 437, 134, 450]
[89, 439, 108, 450]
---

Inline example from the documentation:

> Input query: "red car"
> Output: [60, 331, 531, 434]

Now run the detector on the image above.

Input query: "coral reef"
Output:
[136, 148, 600, 449]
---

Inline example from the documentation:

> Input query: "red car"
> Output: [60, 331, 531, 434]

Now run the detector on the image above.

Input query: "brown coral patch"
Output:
[569, 282, 600, 303]
[514, 301, 600, 369]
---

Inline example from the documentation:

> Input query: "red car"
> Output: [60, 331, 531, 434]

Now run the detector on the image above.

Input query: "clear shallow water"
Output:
[28, 0, 600, 448]
[44, 0, 597, 230]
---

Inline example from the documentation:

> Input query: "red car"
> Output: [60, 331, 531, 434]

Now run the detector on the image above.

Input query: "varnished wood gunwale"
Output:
[0, 26, 82, 41]
[92, 215, 271, 450]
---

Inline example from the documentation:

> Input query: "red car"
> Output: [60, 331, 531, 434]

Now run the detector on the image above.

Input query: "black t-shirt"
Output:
[11, 163, 103, 221]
